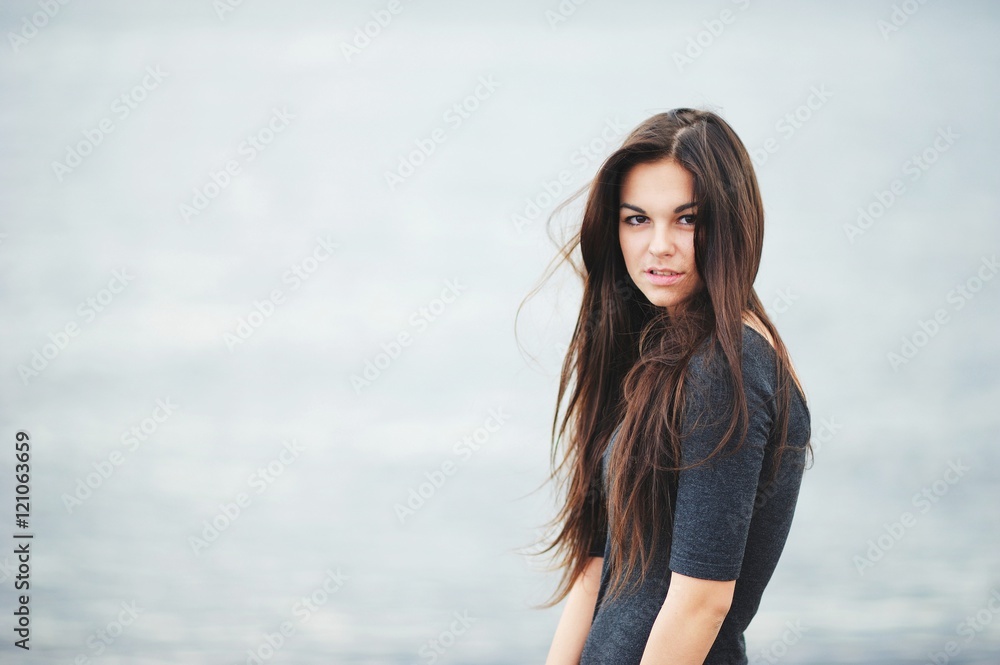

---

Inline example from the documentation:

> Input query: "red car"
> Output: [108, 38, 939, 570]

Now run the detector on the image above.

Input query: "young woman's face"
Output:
[618, 158, 704, 316]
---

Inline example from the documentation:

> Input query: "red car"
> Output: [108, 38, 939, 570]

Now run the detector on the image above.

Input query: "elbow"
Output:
[673, 596, 730, 636]
[698, 585, 734, 627]
[664, 571, 735, 628]
[701, 595, 733, 629]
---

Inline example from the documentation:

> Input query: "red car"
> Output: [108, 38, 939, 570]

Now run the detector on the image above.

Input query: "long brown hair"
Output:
[517, 108, 811, 609]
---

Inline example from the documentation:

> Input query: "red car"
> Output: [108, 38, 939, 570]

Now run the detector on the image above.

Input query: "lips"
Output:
[645, 268, 684, 286]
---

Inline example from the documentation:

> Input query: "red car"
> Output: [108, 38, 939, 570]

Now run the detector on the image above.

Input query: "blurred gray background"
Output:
[1, 1, 998, 663]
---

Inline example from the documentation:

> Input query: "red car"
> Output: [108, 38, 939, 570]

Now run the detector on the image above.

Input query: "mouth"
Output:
[645, 268, 684, 286]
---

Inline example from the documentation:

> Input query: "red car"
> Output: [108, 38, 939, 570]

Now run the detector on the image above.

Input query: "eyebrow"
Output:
[620, 201, 698, 214]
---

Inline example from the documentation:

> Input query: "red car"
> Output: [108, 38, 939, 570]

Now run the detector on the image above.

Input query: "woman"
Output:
[523, 108, 813, 664]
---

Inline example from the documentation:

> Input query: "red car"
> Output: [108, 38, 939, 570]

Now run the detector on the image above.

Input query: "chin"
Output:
[638, 290, 675, 309]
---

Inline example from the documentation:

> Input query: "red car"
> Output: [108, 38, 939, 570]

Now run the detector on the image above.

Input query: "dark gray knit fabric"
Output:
[580, 323, 811, 664]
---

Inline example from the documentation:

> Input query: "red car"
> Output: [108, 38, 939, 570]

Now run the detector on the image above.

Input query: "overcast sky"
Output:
[1, 1, 999, 663]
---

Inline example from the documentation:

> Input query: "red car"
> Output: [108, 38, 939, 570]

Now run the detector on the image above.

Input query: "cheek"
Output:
[618, 230, 634, 268]
[683, 237, 698, 269]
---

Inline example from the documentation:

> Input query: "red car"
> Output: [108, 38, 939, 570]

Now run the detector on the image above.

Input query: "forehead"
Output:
[619, 159, 695, 205]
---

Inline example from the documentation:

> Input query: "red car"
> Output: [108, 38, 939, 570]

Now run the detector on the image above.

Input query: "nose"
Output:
[647, 220, 676, 257]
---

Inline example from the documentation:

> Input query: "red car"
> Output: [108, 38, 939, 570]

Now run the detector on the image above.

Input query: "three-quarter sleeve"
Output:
[586, 426, 618, 559]
[667, 343, 774, 581]
[587, 463, 608, 557]
[588, 525, 607, 558]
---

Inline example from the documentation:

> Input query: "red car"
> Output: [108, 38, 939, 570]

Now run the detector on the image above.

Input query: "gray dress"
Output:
[580, 324, 812, 664]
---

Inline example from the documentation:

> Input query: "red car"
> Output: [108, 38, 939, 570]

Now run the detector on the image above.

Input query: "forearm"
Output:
[639, 573, 733, 665]
[639, 602, 725, 664]
[545, 557, 603, 665]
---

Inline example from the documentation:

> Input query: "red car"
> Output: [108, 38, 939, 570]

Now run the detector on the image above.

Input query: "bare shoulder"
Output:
[742, 312, 775, 349]
[742, 311, 806, 397]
